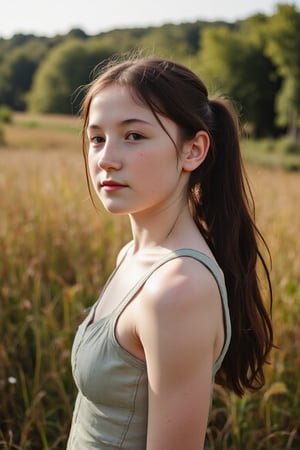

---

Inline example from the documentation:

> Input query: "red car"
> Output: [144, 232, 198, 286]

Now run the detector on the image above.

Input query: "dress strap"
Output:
[113, 248, 231, 373]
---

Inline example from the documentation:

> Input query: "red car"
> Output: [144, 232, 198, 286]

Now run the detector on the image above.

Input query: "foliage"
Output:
[265, 4, 300, 138]
[27, 38, 115, 114]
[0, 105, 12, 144]
[0, 126, 4, 145]
[199, 21, 281, 137]
[0, 114, 299, 449]
[242, 136, 300, 171]
[0, 105, 12, 123]
[92, 27, 150, 54]
[138, 22, 199, 59]
[0, 39, 50, 110]
[0, 4, 299, 139]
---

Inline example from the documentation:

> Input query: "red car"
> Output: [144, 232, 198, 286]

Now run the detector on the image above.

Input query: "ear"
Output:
[181, 131, 210, 173]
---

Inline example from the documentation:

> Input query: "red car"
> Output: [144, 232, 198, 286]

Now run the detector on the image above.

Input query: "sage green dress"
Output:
[67, 249, 231, 450]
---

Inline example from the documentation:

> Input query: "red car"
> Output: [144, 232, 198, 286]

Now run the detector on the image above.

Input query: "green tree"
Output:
[265, 4, 300, 141]
[199, 20, 281, 137]
[93, 28, 148, 54]
[28, 38, 114, 114]
[67, 28, 88, 40]
[138, 23, 198, 60]
[0, 33, 37, 61]
[0, 39, 48, 110]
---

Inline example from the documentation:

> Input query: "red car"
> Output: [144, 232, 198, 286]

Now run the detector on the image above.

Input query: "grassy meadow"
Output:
[0, 114, 299, 449]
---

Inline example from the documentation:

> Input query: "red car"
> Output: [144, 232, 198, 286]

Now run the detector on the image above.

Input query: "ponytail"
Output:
[189, 98, 273, 396]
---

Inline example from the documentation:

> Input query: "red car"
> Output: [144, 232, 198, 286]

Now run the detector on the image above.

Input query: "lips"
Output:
[100, 179, 127, 192]
[101, 180, 126, 187]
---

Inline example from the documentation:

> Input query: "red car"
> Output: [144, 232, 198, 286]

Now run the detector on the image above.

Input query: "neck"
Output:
[128, 201, 194, 254]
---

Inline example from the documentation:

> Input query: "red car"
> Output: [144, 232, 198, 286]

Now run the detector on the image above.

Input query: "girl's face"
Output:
[86, 84, 190, 217]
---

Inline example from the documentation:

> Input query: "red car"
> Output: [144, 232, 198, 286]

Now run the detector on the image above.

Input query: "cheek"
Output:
[137, 150, 178, 182]
[87, 156, 99, 193]
[135, 156, 161, 186]
[135, 148, 172, 171]
[136, 159, 179, 201]
[87, 153, 96, 177]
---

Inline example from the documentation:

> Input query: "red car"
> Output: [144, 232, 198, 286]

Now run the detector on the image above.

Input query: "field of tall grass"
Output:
[0, 114, 299, 449]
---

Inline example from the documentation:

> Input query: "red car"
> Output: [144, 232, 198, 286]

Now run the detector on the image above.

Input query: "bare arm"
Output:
[137, 258, 224, 450]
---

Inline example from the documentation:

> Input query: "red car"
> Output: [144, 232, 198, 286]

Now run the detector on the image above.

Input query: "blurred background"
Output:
[0, 1, 299, 449]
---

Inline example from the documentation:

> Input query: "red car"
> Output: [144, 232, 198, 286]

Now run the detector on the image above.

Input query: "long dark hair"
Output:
[81, 56, 273, 396]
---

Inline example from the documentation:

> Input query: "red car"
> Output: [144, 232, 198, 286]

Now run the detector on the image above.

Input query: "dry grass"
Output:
[0, 114, 299, 449]
[3, 112, 82, 151]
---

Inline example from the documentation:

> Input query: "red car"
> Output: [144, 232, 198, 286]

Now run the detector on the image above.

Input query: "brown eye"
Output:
[90, 136, 105, 144]
[126, 132, 144, 141]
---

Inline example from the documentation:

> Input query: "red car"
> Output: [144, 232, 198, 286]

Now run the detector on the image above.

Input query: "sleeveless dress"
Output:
[67, 248, 231, 450]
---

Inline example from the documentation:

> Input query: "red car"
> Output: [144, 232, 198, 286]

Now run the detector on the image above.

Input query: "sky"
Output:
[1, 0, 299, 39]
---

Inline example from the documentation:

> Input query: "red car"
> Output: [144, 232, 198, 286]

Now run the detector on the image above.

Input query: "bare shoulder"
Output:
[139, 255, 222, 315]
[136, 255, 225, 362]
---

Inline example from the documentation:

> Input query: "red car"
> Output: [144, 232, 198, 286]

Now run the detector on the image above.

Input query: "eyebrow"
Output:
[87, 118, 153, 131]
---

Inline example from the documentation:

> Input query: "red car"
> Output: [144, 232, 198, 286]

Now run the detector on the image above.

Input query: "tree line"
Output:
[0, 3, 299, 140]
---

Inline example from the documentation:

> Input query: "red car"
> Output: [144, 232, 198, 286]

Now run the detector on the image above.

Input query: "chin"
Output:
[102, 204, 130, 215]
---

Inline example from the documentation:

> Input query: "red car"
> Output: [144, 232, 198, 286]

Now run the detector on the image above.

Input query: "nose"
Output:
[97, 140, 122, 171]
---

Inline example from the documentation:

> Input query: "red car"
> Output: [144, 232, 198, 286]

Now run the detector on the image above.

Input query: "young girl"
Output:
[67, 57, 273, 450]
